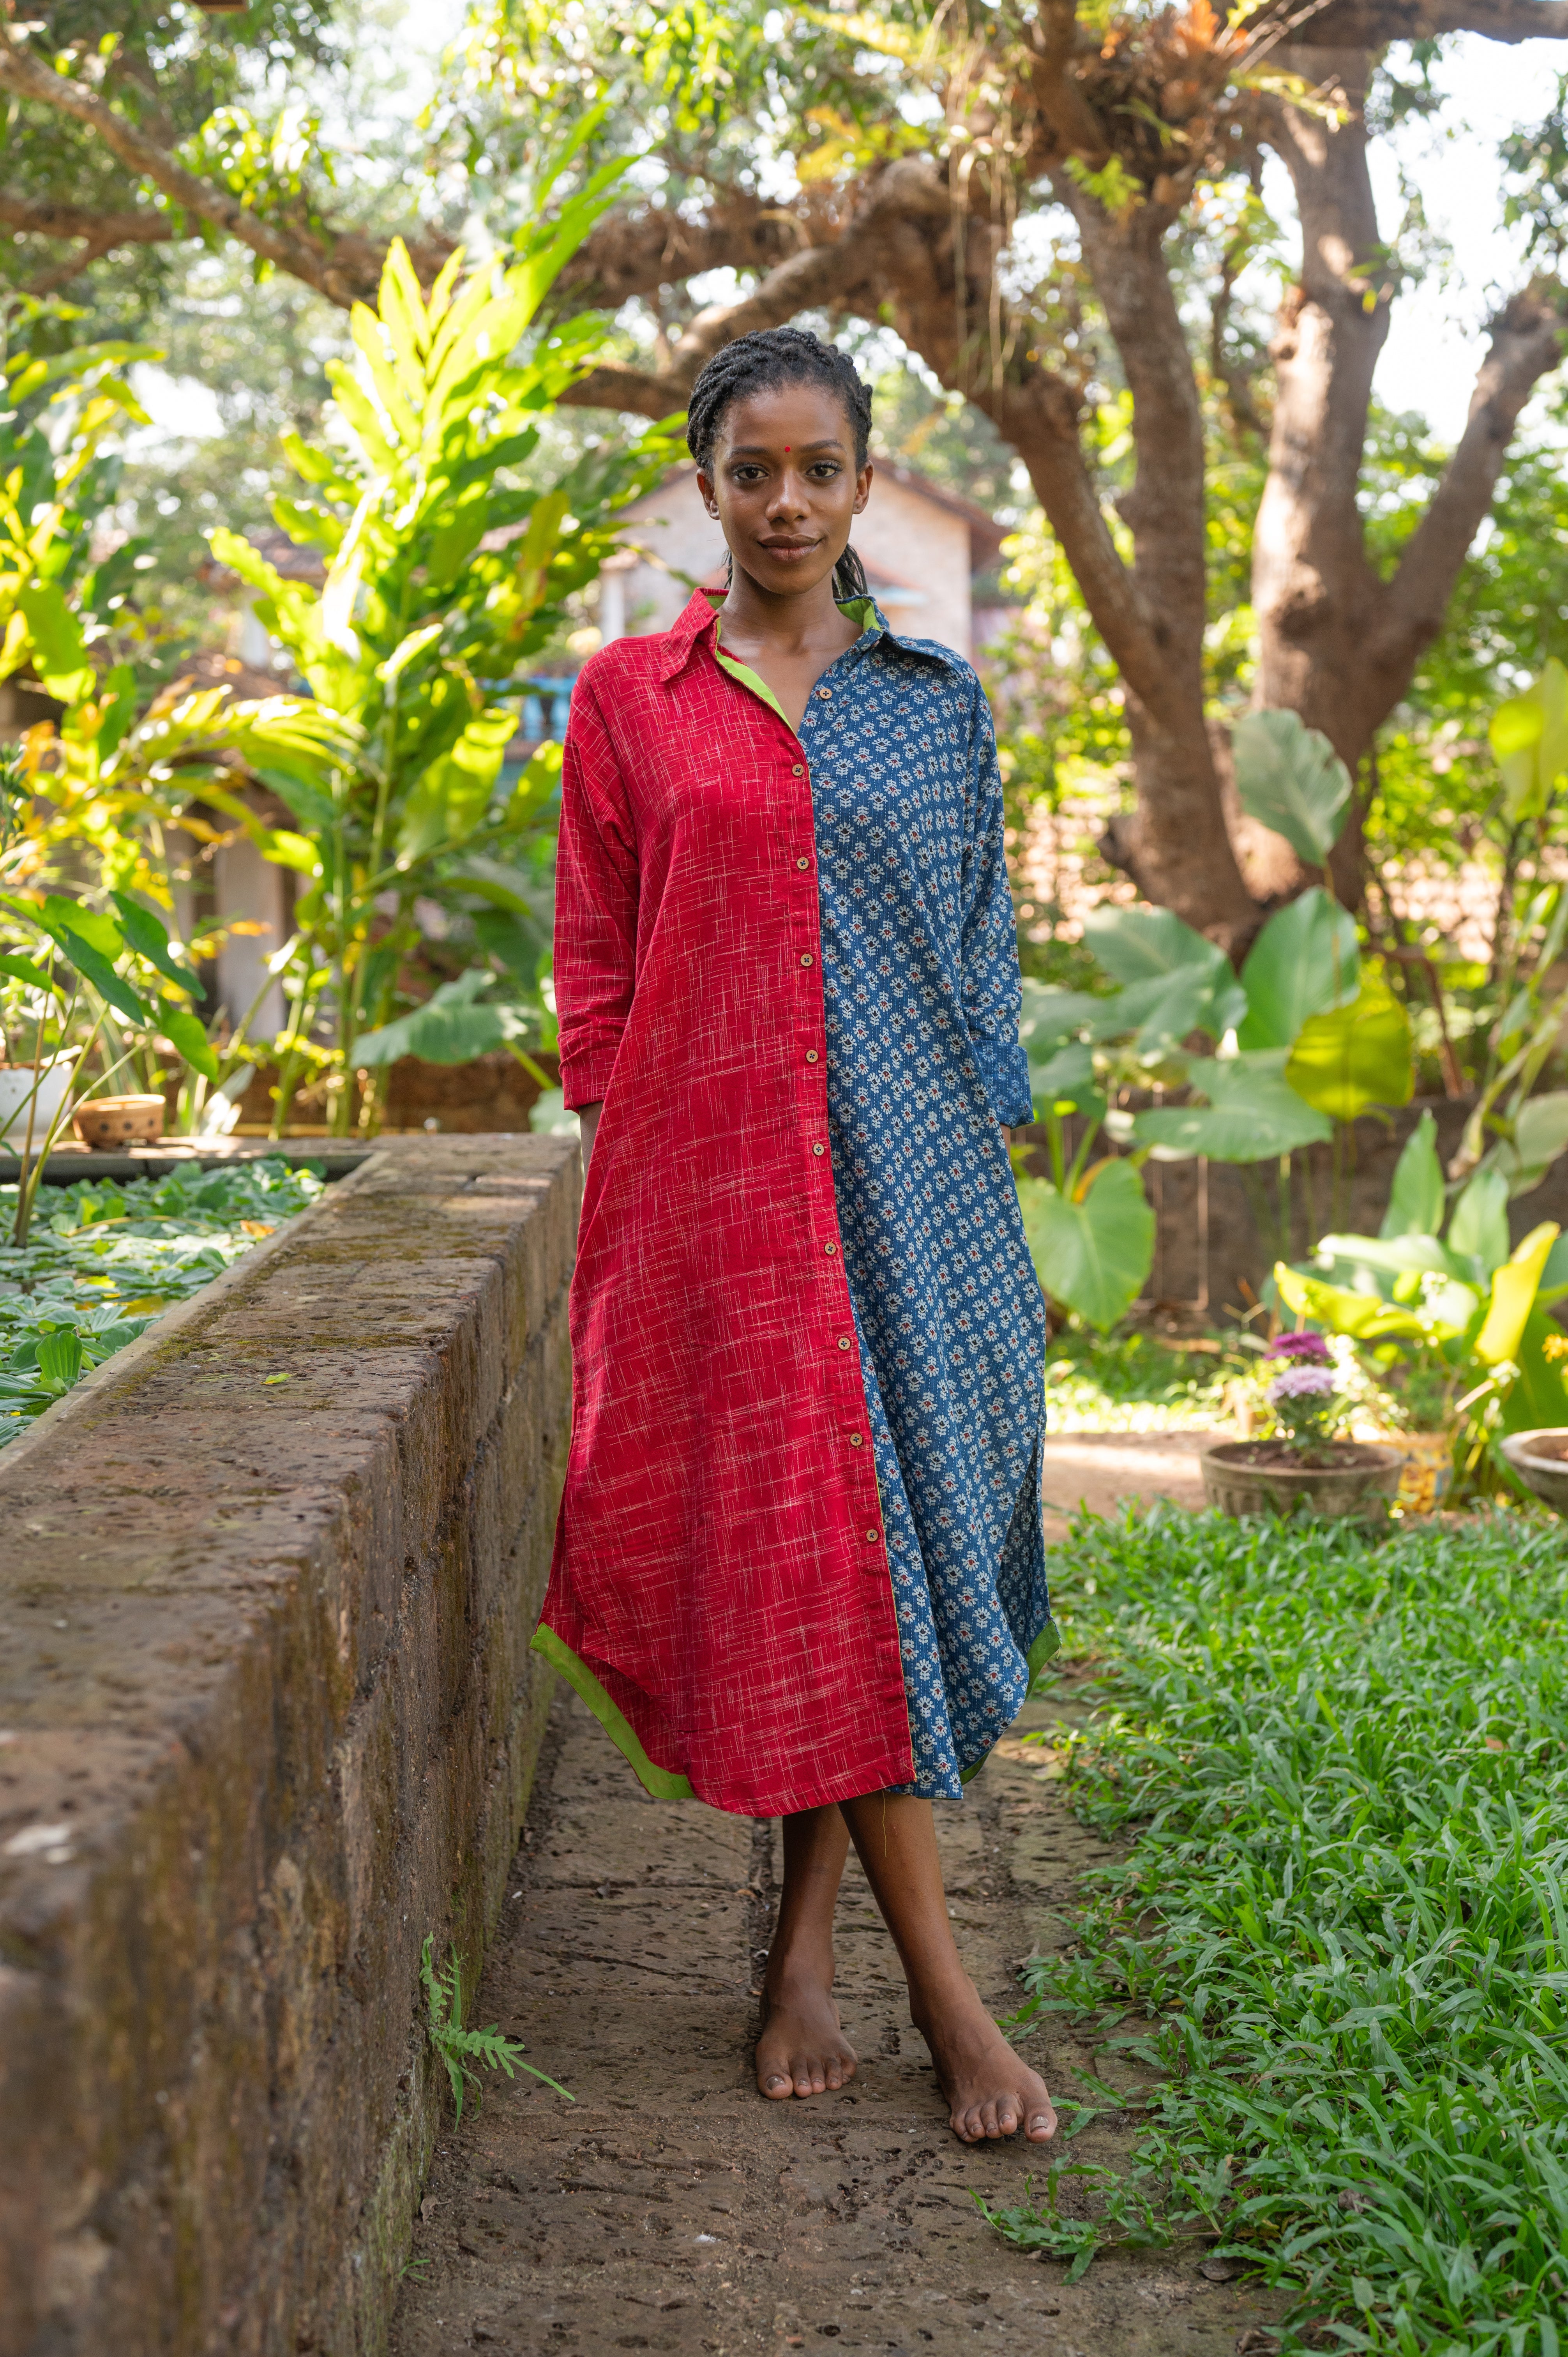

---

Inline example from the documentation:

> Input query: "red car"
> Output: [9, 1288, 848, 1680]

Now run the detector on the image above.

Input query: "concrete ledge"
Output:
[0, 1135, 581, 2357]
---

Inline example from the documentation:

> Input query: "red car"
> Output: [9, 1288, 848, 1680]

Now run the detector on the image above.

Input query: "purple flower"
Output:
[1266, 1329, 1331, 1365]
[1268, 1365, 1336, 1402]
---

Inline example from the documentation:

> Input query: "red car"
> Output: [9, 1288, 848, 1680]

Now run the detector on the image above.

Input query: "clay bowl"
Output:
[1500, 1429, 1568, 1512]
[72, 1094, 167, 1149]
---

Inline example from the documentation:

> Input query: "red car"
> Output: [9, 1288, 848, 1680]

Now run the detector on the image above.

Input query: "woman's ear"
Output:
[853, 459, 874, 518]
[697, 467, 720, 521]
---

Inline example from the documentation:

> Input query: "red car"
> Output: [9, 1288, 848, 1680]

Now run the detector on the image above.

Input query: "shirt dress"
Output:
[531, 588, 1056, 1817]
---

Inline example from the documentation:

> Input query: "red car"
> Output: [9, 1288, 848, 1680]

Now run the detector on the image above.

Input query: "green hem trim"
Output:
[1027, 1619, 1062, 1678]
[530, 1625, 695, 1799]
[961, 1619, 1064, 1783]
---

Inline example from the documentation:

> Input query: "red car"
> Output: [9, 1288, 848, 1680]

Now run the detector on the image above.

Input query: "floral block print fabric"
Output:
[533, 587, 1054, 1817]
[796, 631, 1053, 1792]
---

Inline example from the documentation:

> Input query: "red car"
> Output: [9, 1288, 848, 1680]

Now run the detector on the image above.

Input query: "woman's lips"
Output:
[759, 540, 818, 561]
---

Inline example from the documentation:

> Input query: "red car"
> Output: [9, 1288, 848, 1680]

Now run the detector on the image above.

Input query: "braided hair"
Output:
[686, 327, 873, 604]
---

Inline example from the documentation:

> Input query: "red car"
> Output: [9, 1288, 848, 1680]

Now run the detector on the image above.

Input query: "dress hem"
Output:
[530, 1624, 696, 1799]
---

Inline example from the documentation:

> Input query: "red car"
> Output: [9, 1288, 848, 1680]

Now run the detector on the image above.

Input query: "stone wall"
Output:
[0, 1134, 579, 2357]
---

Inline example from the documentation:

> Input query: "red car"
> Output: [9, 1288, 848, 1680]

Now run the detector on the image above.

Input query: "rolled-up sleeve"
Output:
[553, 673, 639, 1111]
[959, 677, 1033, 1127]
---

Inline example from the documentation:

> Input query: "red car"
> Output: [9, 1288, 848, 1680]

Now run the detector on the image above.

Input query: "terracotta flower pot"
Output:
[1202, 1439, 1403, 1525]
[1500, 1429, 1568, 1512]
[72, 1094, 166, 1149]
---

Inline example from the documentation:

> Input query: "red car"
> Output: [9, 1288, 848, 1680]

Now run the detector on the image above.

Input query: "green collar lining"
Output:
[710, 597, 883, 727]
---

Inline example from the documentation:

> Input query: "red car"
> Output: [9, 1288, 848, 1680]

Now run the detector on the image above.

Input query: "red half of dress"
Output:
[531, 592, 915, 1815]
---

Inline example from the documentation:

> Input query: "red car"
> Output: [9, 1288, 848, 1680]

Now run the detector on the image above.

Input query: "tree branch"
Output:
[1287, 0, 1568, 40]
[1373, 286, 1567, 680]
[0, 30, 453, 309]
[0, 191, 177, 249]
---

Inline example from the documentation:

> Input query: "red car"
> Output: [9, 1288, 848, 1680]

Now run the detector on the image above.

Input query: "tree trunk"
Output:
[1255, 49, 1565, 904]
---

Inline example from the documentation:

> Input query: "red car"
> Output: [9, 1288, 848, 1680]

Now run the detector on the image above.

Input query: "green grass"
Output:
[0, 1158, 325, 1443]
[1045, 1325, 1246, 1431]
[993, 1507, 1568, 2355]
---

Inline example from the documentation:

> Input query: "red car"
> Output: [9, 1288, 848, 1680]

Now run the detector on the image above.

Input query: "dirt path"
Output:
[391, 1426, 1278, 2357]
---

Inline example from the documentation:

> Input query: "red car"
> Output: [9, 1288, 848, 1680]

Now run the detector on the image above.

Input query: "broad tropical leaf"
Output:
[1474, 1222, 1560, 1367]
[1448, 1166, 1511, 1280]
[1488, 658, 1568, 821]
[1132, 1050, 1331, 1162]
[1237, 888, 1359, 1052]
[1016, 1158, 1153, 1333]
[354, 971, 540, 1067]
[1285, 970, 1412, 1122]
[1380, 1109, 1444, 1239]
[1231, 709, 1352, 866]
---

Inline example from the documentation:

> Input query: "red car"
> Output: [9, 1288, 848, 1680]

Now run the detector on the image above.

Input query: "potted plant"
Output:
[1272, 1112, 1568, 1505]
[1203, 1329, 1403, 1522]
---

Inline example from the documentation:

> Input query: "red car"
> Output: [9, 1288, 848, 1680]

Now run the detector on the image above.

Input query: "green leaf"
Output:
[1285, 971, 1412, 1122]
[1488, 657, 1568, 820]
[29, 900, 145, 1026]
[35, 1327, 84, 1393]
[1231, 709, 1352, 866]
[1380, 1109, 1444, 1238]
[1082, 907, 1246, 1048]
[354, 972, 539, 1067]
[1082, 904, 1224, 986]
[17, 582, 94, 705]
[1449, 1166, 1511, 1279]
[1238, 889, 1360, 1052]
[1031, 1042, 1097, 1110]
[108, 893, 198, 999]
[158, 1005, 220, 1083]
[1016, 1157, 1154, 1332]
[0, 953, 60, 995]
[1497, 1090, 1568, 1194]
[1132, 1051, 1332, 1163]
[1018, 982, 1107, 1060]
[397, 707, 519, 863]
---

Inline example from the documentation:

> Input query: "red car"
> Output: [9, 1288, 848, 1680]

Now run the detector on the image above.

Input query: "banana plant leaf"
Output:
[354, 971, 541, 1067]
[1016, 1157, 1154, 1333]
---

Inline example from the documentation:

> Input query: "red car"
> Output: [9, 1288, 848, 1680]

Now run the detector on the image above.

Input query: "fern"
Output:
[420, 1935, 574, 2121]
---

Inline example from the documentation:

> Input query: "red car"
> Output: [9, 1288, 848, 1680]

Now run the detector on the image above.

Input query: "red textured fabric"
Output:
[538, 590, 915, 1814]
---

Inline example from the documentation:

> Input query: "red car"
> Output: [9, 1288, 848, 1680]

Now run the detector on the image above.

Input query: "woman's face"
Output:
[698, 382, 872, 600]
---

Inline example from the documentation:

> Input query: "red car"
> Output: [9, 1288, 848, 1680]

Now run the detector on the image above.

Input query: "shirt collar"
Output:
[658, 585, 961, 678]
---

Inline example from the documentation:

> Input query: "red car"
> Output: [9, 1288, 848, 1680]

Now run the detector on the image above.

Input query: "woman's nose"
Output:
[766, 468, 810, 520]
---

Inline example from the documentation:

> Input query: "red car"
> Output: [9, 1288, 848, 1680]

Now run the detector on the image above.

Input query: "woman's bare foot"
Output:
[755, 1959, 859, 2098]
[913, 1978, 1057, 2143]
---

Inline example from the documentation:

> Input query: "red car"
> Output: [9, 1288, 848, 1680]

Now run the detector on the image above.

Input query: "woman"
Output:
[532, 327, 1057, 2145]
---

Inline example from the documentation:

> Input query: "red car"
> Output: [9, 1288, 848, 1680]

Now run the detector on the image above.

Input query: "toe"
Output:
[761, 2070, 792, 2099]
[978, 2100, 1004, 2139]
[1027, 2108, 1056, 2141]
[825, 2060, 844, 2090]
[996, 2101, 1020, 2137]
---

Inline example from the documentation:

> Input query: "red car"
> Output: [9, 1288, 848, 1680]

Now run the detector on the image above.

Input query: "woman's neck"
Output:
[716, 564, 855, 656]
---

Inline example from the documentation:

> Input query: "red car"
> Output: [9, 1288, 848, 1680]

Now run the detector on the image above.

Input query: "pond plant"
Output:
[0, 1157, 325, 1441]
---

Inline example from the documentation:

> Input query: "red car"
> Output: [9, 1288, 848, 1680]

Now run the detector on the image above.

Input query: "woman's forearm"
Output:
[578, 1101, 602, 1169]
